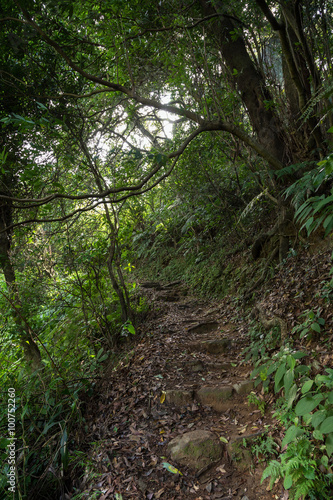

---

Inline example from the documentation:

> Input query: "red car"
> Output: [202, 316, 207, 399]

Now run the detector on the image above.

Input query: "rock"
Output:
[188, 321, 219, 334]
[233, 380, 255, 395]
[167, 430, 223, 470]
[189, 360, 205, 372]
[196, 386, 234, 411]
[164, 390, 194, 406]
[201, 338, 231, 354]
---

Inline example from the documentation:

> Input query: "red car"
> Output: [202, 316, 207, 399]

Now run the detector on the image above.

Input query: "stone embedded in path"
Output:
[167, 430, 223, 470]
[164, 389, 194, 406]
[196, 385, 234, 411]
[189, 360, 205, 372]
[188, 321, 219, 334]
[201, 338, 231, 354]
[233, 380, 255, 395]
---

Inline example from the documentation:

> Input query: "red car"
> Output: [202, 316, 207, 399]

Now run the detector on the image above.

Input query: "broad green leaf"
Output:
[274, 363, 286, 393]
[295, 395, 324, 416]
[284, 369, 294, 396]
[287, 384, 298, 409]
[286, 355, 296, 370]
[295, 365, 310, 376]
[313, 429, 324, 440]
[321, 455, 329, 468]
[301, 379, 314, 394]
[325, 433, 333, 456]
[320, 416, 333, 434]
[311, 322, 321, 333]
[311, 410, 327, 429]
[282, 426, 305, 448]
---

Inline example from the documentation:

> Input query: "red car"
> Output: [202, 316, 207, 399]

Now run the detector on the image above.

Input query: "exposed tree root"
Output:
[255, 303, 288, 344]
[244, 246, 279, 301]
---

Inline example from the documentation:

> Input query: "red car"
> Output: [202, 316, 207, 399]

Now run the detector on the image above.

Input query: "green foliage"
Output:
[262, 437, 333, 499]
[242, 323, 281, 363]
[254, 343, 333, 497]
[283, 153, 333, 236]
[247, 391, 266, 416]
[292, 308, 326, 341]
[249, 433, 278, 462]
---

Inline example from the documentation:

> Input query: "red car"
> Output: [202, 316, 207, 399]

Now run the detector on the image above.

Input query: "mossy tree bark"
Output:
[0, 197, 42, 370]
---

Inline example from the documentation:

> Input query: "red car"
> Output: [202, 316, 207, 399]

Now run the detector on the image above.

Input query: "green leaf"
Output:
[286, 355, 296, 370]
[284, 369, 294, 396]
[311, 322, 321, 333]
[287, 383, 298, 409]
[274, 363, 286, 393]
[320, 416, 333, 434]
[282, 425, 305, 448]
[283, 474, 293, 489]
[310, 410, 327, 429]
[321, 454, 329, 468]
[295, 364, 310, 376]
[295, 395, 324, 416]
[313, 429, 324, 440]
[301, 379, 314, 394]
[325, 433, 333, 456]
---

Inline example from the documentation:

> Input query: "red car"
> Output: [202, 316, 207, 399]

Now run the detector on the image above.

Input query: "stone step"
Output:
[167, 430, 223, 472]
[167, 429, 264, 474]
[189, 337, 232, 354]
[163, 379, 255, 409]
[187, 321, 219, 334]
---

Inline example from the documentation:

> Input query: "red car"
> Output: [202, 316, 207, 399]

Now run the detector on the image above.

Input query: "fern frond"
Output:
[293, 478, 315, 500]
[301, 80, 333, 123]
[261, 459, 281, 488]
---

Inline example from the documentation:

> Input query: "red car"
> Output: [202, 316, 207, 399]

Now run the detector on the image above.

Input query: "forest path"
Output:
[78, 281, 284, 500]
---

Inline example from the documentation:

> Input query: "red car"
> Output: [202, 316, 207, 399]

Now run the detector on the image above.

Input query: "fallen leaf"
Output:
[162, 461, 183, 475]
[216, 465, 226, 474]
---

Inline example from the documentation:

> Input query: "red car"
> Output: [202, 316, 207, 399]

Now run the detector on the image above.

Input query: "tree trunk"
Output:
[200, 0, 290, 166]
[0, 198, 42, 370]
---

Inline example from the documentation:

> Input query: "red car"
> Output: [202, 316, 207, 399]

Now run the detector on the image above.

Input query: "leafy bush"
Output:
[282, 153, 333, 236]
[252, 346, 333, 498]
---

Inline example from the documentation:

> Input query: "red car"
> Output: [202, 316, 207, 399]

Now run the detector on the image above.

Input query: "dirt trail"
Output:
[78, 281, 283, 500]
